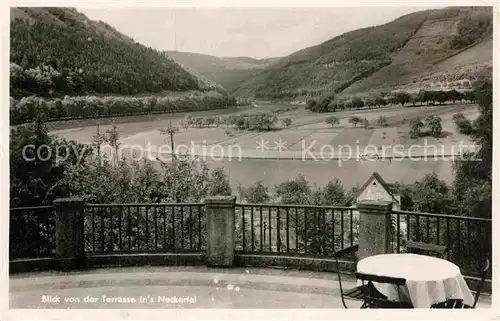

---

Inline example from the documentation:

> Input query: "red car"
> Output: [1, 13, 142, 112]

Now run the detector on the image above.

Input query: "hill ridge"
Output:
[233, 6, 492, 99]
[10, 7, 222, 99]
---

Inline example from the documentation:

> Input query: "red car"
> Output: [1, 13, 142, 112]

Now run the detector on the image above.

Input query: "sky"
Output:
[78, 7, 437, 59]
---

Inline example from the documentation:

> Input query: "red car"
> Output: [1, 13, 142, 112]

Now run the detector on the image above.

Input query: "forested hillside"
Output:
[234, 7, 492, 100]
[9, 8, 238, 124]
[10, 7, 208, 99]
[166, 51, 279, 92]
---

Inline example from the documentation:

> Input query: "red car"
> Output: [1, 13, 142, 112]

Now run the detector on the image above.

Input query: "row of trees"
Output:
[306, 89, 477, 113]
[10, 92, 238, 125]
[224, 113, 279, 131]
[325, 115, 389, 129]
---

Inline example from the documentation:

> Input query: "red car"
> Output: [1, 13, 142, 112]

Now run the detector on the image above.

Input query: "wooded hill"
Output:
[232, 7, 492, 100]
[9, 7, 222, 99]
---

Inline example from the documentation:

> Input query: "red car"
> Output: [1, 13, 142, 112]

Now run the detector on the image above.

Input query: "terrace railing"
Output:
[391, 209, 492, 278]
[9, 206, 56, 259]
[9, 199, 492, 282]
[84, 203, 206, 254]
[234, 204, 358, 257]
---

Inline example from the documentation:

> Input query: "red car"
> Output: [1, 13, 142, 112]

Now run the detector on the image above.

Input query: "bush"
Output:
[348, 116, 362, 128]
[362, 118, 370, 129]
[426, 115, 443, 138]
[325, 116, 340, 127]
[281, 118, 292, 128]
[377, 116, 389, 127]
[352, 97, 364, 109]
[453, 113, 474, 134]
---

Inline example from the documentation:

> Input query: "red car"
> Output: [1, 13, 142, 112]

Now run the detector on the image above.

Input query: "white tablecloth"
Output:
[357, 253, 474, 308]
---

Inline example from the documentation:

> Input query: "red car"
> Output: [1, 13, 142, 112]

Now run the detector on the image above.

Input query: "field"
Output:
[51, 102, 479, 190]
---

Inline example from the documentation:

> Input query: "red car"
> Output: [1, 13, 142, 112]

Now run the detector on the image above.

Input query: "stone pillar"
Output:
[356, 200, 393, 260]
[53, 197, 85, 270]
[205, 196, 237, 267]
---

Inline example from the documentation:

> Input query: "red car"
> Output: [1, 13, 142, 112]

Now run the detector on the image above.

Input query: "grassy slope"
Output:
[342, 7, 493, 95]
[234, 7, 492, 99]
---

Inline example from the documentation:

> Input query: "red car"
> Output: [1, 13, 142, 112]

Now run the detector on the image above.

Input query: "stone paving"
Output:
[9, 266, 491, 309]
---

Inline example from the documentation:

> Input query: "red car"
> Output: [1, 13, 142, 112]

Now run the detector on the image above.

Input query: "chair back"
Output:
[406, 241, 448, 259]
[333, 244, 359, 260]
[355, 272, 410, 308]
[472, 258, 490, 308]
[333, 244, 359, 308]
[355, 272, 407, 286]
[431, 299, 466, 309]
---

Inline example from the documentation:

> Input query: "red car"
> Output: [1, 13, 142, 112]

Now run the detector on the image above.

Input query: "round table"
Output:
[357, 253, 474, 308]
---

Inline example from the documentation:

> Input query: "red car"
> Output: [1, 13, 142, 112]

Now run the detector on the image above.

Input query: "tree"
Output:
[239, 181, 270, 203]
[464, 90, 476, 103]
[417, 89, 426, 105]
[312, 178, 348, 206]
[435, 91, 448, 104]
[327, 101, 338, 112]
[374, 95, 386, 108]
[105, 122, 121, 167]
[10, 113, 90, 207]
[204, 116, 216, 128]
[214, 117, 223, 127]
[325, 116, 340, 127]
[250, 112, 278, 131]
[409, 117, 424, 138]
[448, 89, 462, 104]
[314, 97, 331, 113]
[275, 174, 312, 204]
[377, 115, 389, 127]
[409, 173, 453, 214]
[452, 78, 492, 218]
[208, 167, 232, 196]
[306, 99, 317, 110]
[348, 116, 362, 128]
[426, 115, 442, 138]
[394, 92, 411, 107]
[159, 121, 179, 156]
[281, 118, 292, 128]
[410, 93, 419, 106]
[362, 118, 370, 129]
[423, 90, 436, 105]
[352, 97, 364, 109]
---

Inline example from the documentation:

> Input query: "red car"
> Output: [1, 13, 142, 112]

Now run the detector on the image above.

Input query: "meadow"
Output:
[51, 102, 478, 190]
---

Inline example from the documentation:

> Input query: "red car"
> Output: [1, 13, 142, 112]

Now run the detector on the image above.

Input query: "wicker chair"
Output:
[333, 245, 386, 308]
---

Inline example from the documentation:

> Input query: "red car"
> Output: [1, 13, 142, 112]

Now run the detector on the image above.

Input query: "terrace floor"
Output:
[9, 266, 491, 309]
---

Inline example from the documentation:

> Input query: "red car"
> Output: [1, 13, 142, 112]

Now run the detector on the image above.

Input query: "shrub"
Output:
[453, 113, 474, 134]
[281, 118, 292, 128]
[426, 115, 443, 138]
[348, 116, 362, 128]
[325, 116, 340, 127]
[377, 116, 389, 127]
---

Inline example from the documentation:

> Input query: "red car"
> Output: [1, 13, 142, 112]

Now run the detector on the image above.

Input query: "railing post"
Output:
[204, 196, 237, 267]
[53, 197, 85, 270]
[356, 200, 393, 260]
